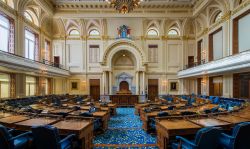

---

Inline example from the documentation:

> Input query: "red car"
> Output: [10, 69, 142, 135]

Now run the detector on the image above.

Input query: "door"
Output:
[188, 56, 194, 68]
[197, 40, 202, 64]
[148, 79, 158, 101]
[90, 79, 100, 101]
[54, 56, 60, 67]
[197, 78, 202, 95]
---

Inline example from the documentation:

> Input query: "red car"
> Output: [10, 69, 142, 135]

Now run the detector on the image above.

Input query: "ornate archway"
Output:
[101, 39, 147, 70]
[101, 39, 147, 95]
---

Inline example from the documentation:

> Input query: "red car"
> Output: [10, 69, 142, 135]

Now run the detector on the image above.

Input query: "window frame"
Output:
[25, 29, 36, 60]
[0, 14, 10, 52]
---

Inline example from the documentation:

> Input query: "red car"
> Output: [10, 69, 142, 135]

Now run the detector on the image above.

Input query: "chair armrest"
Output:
[11, 131, 32, 141]
[176, 136, 197, 148]
[59, 134, 76, 144]
[8, 129, 14, 133]
[221, 133, 235, 140]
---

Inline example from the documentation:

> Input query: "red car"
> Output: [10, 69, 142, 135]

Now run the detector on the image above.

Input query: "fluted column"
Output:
[109, 71, 112, 95]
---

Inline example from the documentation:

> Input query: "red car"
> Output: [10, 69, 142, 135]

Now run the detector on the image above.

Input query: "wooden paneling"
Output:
[148, 79, 158, 101]
[110, 95, 139, 106]
[233, 74, 240, 98]
[197, 78, 202, 95]
[197, 40, 202, 64]
[209, 77, 214, 96]
[188, 56, 194, 67]
[119, 81, 129, 91]
[90, 79, 100, 101]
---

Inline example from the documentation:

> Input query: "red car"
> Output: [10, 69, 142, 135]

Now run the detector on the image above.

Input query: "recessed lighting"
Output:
[123, 54, 126, 57]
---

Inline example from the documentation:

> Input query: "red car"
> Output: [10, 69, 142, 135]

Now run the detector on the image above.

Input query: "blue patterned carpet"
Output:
[93, 108, 158, 148]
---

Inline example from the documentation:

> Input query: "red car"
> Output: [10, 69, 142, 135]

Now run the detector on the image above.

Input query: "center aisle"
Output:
[94, 108, 158, 149]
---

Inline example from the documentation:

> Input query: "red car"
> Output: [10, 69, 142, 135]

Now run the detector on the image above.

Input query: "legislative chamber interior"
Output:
[0, 0, 250, 149]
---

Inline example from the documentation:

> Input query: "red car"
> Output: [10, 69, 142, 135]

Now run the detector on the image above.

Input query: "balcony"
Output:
[0, 50, 70, 77]
[178, 50, 250, 78]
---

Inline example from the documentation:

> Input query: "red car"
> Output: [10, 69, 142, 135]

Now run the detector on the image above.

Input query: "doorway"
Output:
[119, 81, 129, 91]
[90, 79, 100, 101]
[148, 79, 159, 101]
[188, 56, 194, 68]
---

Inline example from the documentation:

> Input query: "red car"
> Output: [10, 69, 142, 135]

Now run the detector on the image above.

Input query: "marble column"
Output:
[109, 71, 112, 95]
[142, 71, 145, 95]
[136, 71, 139, 94]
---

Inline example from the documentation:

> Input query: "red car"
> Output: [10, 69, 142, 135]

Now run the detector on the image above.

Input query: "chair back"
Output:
[80, 112, 93, 117]
[0, 125, 12, 149]
[32, 125, 61, 149]
[233, 122, 250, 149]
[195, 127, 221, 149]
[157, 111, 169, 117]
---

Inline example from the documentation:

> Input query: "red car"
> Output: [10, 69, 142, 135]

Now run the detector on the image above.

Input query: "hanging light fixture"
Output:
[105, 0, 143, 14]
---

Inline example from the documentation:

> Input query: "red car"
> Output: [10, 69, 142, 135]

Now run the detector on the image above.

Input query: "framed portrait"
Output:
[71, 81, 79, 90]
[170, 82, 178, 91]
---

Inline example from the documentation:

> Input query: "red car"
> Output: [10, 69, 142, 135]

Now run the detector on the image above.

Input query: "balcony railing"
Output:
[0, 50, 67, 70]
[178, 49, 250, 78]
[0, 50, 70, 76]
[183, 59, 206, 70]
[41, 59, 66, 70]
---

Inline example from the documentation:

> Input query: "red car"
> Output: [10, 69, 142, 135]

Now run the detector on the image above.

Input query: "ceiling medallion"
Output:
[105, 0, 143, 14]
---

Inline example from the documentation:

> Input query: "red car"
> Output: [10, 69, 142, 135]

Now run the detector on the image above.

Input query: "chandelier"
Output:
[106, 0, 143, 14]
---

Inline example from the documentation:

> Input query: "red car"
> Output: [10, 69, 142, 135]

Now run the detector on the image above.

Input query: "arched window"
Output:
[69, 29, 80, 36]
[168, 29, 179, 36]
[0, 15, 10, 52]
[89, 29, 100, 36]
[147, 29, 158, 36]
[214, 12, 223, 22]
[24, 11, 33, 23]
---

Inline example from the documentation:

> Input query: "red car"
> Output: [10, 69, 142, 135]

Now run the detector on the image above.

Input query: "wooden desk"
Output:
[189, 118, 231, 128]
[135, 103, 149, 115]
[110, 95, 139, 106]
[80, 106, 91, 110]
[69, 110, 109, 130]
[15, 118, 59, 130]
[232, 110, 250, 119]
[50, 109, 75, 114]
[108, 103, 117, 115]
[0, 112, 12, 118]
[215, 115, 249, 125]
[0, 115, 30, 127]
[156, 119, 201, 149]
[53, 120, 93, 149]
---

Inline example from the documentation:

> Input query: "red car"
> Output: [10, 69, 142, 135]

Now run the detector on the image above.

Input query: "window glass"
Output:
[69, 29, 80, 36]
[25, 30, 36, 60]
[0, 74, 10, 98]
[168, 29, 179, 35]
[89, 29, 100, 36]
[0, 15, 10, 52]
[147, 29, 158, 36]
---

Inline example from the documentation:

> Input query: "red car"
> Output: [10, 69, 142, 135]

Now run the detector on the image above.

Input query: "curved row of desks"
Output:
[135, 98, 250, 149]
[0, 102, 117, 149]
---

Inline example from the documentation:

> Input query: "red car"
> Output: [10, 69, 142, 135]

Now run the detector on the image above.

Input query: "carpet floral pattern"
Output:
[93, 108, 158, 148]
